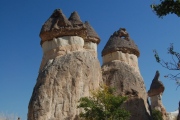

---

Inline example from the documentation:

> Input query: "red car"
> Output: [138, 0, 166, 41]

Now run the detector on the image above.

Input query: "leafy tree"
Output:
[151, 0, 180, 17]
[154, 44, 180, 88]
[77, 85, 130, 120]
[152, 109, 163, 120]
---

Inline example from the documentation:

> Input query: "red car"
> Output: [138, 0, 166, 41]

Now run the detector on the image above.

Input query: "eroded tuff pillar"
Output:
[28, 9, 102, 120]
[101, 28, 151, 120]
[148, 71, 168, 120]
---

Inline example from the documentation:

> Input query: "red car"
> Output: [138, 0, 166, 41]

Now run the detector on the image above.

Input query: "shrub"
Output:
[77, 85, 130, 120]
[152, 109, 163, 120]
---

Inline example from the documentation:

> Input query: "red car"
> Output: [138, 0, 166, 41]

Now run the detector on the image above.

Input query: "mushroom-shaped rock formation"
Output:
[148, 71, 165, 97]
[148, 71, 167, 120]
[28, 9, 102, 120]
[40, 9, 87, 45]
[102, 28, 140, 57]
[102, 28, 140, 72]
[101, 28, 151, 120]
[39, 10, 101, 70]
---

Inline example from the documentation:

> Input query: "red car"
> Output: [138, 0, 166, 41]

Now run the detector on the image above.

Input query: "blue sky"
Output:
[0, 0, 180, 119]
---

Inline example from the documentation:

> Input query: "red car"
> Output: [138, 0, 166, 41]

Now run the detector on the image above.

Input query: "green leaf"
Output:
[77, 85, 130, 120]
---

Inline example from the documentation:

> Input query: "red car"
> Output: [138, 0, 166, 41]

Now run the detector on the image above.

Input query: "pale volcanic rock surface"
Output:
[28, 9, 102, 120]
[101, 28, 151, 120]
[28, 50, 102, 120]
[102, 60, 151, 120]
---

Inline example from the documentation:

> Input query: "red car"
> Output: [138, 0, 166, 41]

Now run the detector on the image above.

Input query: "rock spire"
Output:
[28, 9, 102, 120]
[148, 71, 165, 97]
[148, 71, 167, 120]
[101, 28, 151, 120]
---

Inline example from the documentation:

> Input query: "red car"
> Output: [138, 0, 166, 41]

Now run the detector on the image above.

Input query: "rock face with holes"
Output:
[28, 9, 102, 120]
[101, 28, 151, 120]
[148, 71, 168, 120]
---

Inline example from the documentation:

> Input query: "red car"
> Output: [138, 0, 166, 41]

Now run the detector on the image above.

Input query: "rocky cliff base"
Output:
[102, 60, 151, 120]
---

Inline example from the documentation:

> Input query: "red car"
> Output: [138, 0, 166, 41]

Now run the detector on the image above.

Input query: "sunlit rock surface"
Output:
[28, 9, 102, 120]
[101, 28, 151, 120]
[167, 110, 178, 120]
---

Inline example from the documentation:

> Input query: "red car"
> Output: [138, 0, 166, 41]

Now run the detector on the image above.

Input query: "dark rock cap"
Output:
[68, 11, 83, 26]
[101, 28, 140, 57]
[43, 9, 72, 30]
[148, 71, 165, 97]
[84, 21, 100, 44]
[39, 9, 87, 45]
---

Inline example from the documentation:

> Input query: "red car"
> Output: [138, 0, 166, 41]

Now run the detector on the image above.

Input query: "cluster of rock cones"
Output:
[40, 9, 100, 45]
[27, 9, 175, 120]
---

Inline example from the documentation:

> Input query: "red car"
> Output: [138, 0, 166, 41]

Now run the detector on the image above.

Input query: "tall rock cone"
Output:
[148, 71, 167, 120]
[28, 9, 102, 120]
[101, 28, 152, 120]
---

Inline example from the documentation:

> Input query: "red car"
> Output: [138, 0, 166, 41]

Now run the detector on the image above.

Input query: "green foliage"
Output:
[151, 0, 180, 17]
[152, 110, 163, 120]
[77, 85, 130, 120]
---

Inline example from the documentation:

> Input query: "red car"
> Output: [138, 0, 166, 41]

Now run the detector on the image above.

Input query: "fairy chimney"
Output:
[28, 9, 102, 120]
[148, 71, 167, 120]
[101, 28, 151, 120]
[102, 28, 140, 73]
